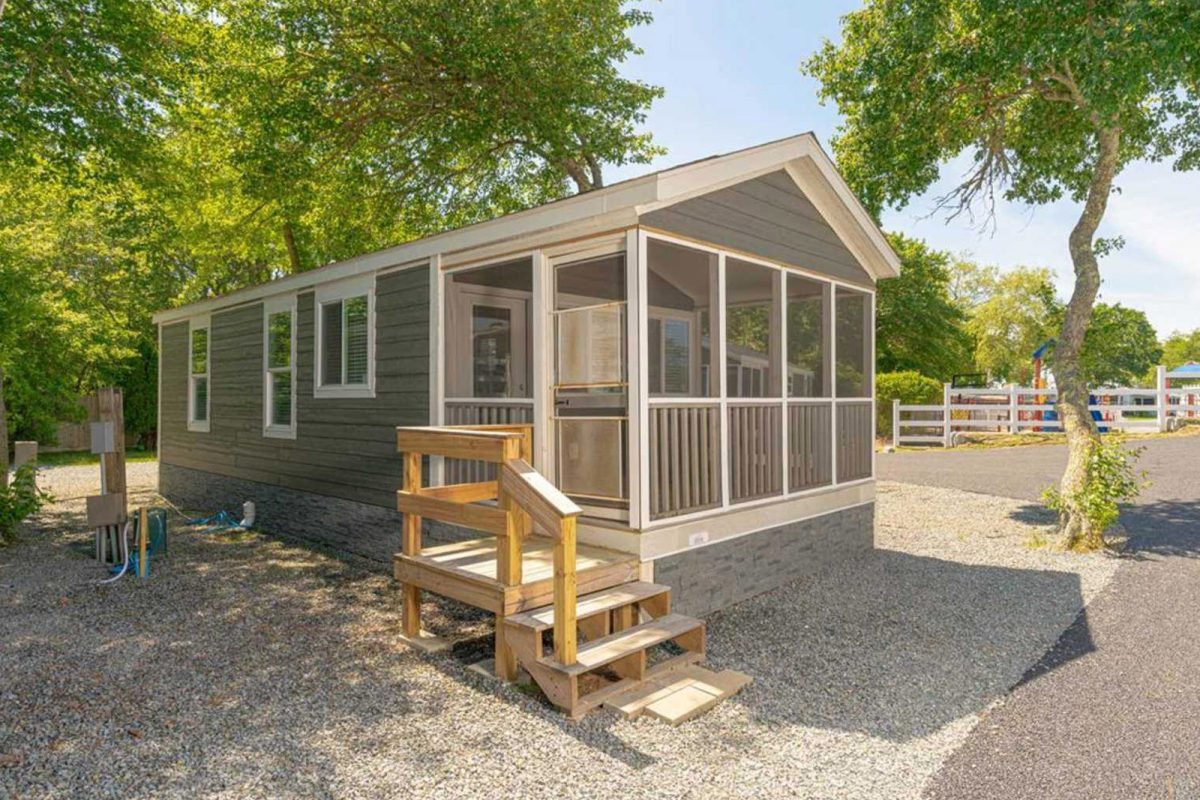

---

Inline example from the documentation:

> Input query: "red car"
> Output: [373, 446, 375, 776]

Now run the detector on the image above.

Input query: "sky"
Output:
[609, 0, 1199, 338]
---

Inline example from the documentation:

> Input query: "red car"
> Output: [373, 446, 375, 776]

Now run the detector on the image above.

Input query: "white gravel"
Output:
[1, 468, 1120, 799]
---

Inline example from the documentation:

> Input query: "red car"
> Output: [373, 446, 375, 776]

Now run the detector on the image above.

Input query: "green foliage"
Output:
[876, 371, 942, 437]
[1077, 304, 1161, 387]
[1161, 329, 1200, 370]
[804, 1, 1200, 219]
[964, 267, 1060, 384]
[876, 234, 972, 381]
[0, 465, 50, 547]
[1042, 440, 1146, 545]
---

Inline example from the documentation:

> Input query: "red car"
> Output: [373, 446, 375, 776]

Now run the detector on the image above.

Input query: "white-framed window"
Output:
[187, 316, 211, 432]
[314, 275, 376, 398]
[263, 295, 297, 438]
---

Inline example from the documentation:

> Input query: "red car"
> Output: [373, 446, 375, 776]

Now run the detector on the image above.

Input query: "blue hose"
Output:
[185, 509, 245, 534]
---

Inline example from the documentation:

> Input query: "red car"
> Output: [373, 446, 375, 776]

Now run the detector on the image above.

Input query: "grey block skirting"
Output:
[160, 462, 476, 565]
[652, 502, 875, 617]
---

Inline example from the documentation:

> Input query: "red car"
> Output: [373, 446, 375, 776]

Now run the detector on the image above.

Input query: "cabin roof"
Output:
[153, 132, 900, 325]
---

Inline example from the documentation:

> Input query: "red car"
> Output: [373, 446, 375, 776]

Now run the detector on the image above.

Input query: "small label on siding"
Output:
[688, 531, 709, 548]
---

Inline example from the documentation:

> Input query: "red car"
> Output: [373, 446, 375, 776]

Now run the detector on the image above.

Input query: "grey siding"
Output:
[160, 266, 430, 515]
[654, 502, 874, 617]
[640, 170, 874, 286]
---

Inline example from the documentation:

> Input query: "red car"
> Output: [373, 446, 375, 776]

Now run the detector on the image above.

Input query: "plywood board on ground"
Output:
[604, 666, 752, 724]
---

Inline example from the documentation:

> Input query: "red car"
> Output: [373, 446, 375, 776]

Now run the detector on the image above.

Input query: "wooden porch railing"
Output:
[396, 423, 581, 675]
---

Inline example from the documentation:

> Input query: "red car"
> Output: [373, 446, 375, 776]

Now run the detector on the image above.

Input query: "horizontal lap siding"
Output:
[640, 170, 873, 286]
[160, 267, 430, 510]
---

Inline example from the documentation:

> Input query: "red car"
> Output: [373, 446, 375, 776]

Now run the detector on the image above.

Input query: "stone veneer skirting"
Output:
[652, 502, 875, 617]
[162, 462, 875, 615]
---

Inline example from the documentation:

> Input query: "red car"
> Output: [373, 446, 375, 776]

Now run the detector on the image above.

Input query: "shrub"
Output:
[876, 371, 943, 437]
[0, 464, 49, 547]
[1042, 439, 1147, 547]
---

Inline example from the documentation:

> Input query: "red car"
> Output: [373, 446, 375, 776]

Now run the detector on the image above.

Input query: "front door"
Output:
[551, 251, 629, 521]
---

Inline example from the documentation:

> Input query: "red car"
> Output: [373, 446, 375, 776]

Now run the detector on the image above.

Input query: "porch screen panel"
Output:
[648, 404, 721, 520]
[728, 404, 783, 503]
[788, 403, 832, 491]
[836, 400, 873, 482]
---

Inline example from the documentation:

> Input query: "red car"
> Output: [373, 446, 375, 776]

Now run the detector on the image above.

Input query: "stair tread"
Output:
[541, 612, 703, 676]
[505, 581, 669, 632]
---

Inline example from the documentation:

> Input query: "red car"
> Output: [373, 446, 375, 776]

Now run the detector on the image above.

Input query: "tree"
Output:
[806, 1, 1200, 549]
[1075, 303, 1161, 386]
[964, 267, 1059, 384]
[210, 0, 663, 270]
[876, 234, 973, 381]
[1161, 329, 1200, 370]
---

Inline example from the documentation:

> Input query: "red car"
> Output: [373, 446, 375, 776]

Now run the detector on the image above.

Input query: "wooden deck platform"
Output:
[394, 536, 639, 616]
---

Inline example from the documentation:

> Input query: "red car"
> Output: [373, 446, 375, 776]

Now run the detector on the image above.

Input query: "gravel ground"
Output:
[1, 465, 1119, 799]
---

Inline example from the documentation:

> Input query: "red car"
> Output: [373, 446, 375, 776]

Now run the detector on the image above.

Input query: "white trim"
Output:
[531, 250, 550, 472]
[153, 134, 898, 326]
[429, 254, 445, 484]
[313, 274, 376, 399]
[716, 252, 731, 512]
[646, 495, 876, 560]
[187, 315, 211, 433]
[631, 229, 650, 529]
[262, 294, 298, 439]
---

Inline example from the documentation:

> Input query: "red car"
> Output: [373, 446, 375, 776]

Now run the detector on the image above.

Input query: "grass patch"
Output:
[31, 449, 157, 468]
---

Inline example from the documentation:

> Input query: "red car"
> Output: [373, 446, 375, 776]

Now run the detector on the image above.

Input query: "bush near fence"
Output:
[876, 371, 942, 437]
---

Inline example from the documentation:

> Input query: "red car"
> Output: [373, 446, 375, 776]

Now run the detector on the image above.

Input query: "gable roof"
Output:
[154, 133, 899, 324]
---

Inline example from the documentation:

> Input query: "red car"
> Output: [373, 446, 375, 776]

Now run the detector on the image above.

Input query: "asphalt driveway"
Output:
[880, 436, 1200, 799]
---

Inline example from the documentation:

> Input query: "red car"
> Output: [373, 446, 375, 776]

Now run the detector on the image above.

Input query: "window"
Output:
[836, 286, 871, 397]
[315, 276, 375, 398]
[445, 258, 532, 399]
[787, 274, 830, 397]
[264, 297, 296, 437]
[724, 258, 782, 398]
[646, 239, 717, 398]
[188, 317, 210, 432]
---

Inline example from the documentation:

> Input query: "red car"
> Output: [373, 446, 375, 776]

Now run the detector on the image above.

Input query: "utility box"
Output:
[90, 421, 116, 454]
[87, 493, 127, 527]
[13, 441, 37, 469]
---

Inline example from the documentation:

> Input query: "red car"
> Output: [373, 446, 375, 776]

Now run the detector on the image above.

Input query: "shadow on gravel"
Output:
[708, 550, 1091, 742]
[1121, 501, 1200, 559]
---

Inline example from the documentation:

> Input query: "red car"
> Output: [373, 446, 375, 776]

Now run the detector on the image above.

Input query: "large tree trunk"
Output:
[1052, 126, 1121, 550]
[0, 366, 9, 491]
[282, 222, 302, 273]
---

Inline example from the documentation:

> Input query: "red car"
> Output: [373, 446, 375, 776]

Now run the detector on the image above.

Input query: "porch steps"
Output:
[504, 581, 670, 634]
[503, 580, 738, 721]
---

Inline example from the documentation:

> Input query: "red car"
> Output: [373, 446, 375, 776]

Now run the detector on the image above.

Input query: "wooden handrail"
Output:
[500, 457, 580, 666]
[395, 424, 578, 668]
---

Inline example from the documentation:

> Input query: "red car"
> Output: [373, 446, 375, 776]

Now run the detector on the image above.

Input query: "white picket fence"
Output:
[893, 365, 1200, 447]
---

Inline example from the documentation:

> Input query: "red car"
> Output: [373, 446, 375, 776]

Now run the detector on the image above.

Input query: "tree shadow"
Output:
[705, 549, 1092, 742]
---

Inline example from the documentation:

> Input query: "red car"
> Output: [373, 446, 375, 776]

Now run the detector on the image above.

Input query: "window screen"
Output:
[321, 300, 343, 386]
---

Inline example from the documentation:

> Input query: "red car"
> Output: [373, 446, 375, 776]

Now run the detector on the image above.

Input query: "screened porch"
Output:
[433, 229, 875, 530]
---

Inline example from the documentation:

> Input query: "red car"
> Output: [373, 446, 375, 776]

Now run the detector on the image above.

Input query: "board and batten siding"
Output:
[160, 266, 430, 510]
[639, 170, 874, 286]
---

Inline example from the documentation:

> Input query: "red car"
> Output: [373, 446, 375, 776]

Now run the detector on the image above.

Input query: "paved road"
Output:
[879, 437, 1200, 800]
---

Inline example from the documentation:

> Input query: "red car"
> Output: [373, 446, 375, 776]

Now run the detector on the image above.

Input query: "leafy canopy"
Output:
[805, 0, 1200, 219]
[1073, 303, 1161, 386]
[876, 233, 972, 381]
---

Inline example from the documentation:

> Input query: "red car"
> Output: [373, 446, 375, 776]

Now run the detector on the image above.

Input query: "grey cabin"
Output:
[154, 134, 899, 715]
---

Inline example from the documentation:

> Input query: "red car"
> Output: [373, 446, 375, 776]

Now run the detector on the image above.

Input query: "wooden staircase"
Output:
[394, 424, 713, 719]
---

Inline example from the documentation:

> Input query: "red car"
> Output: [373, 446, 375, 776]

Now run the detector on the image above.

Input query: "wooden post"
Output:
[97, 387, 127, 517]
[1156, 364, 1168, 432]
[554, 515, 578, 666]
[401, 451, 422, 638]
[494, 436, 524, 681]
[137, 506, 149, 578]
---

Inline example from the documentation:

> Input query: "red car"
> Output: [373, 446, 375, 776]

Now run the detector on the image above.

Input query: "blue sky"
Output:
[610, 0, 1198, 338]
